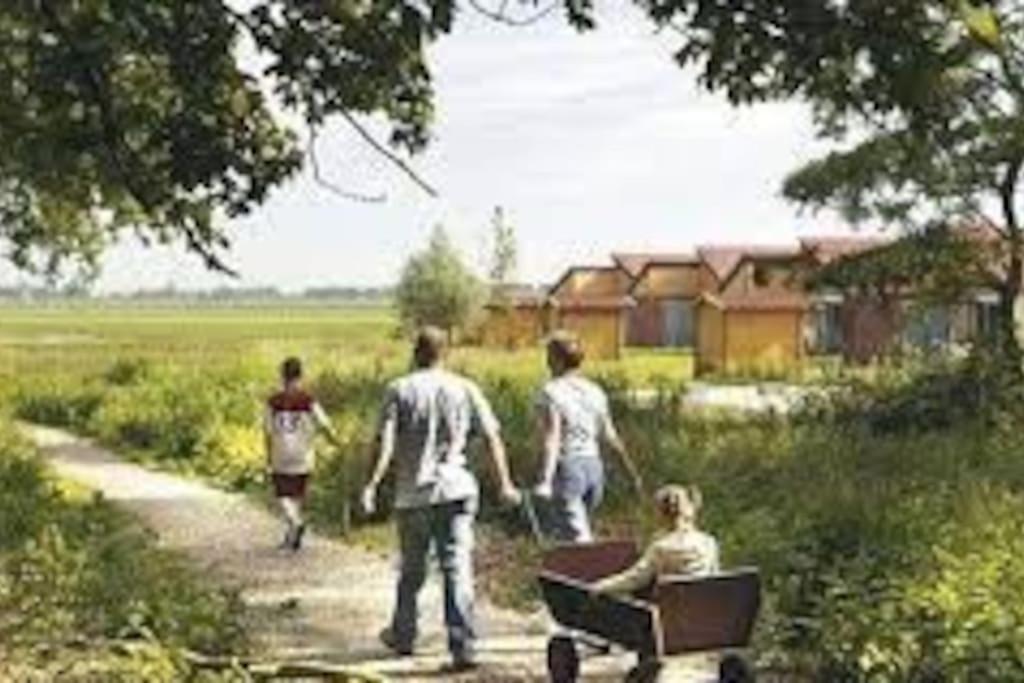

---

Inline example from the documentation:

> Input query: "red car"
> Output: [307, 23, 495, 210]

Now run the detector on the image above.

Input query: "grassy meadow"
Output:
[4, 303, 1024, 680]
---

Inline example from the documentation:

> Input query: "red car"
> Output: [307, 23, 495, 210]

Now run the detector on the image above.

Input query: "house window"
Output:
[752, 264, 771, 288]
[660, 299, 695, 348]
[904, 305, 953, 350]
[808, 302, 843, 354]
[974, 297, 1001, 341]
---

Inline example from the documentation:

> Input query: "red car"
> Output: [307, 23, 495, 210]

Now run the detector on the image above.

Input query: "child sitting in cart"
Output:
[593, 484, 719, 596]
[593, 484, 723, 682]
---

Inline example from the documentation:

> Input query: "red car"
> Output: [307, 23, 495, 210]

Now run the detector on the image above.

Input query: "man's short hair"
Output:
[413, 326, 448, 368]
[547, 330, 585, 370]
[281, 357, 303, 382]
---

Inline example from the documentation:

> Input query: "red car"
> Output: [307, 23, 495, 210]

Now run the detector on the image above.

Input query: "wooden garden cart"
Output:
[537, 541, 761, 682]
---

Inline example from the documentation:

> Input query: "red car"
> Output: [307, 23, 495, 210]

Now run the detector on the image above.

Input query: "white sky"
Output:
[5, 4, 878, 293]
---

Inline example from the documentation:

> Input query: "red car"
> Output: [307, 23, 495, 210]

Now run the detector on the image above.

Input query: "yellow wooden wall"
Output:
[722, 310, 803, 374]
[696, 306, 804, 375]
[481, 307, 544, 350]
[696, 304, 725, 373]
[556, 309, 624, 359]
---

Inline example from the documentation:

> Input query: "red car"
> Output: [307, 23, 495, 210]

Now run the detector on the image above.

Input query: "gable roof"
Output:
[698, 245, 802, 284]
[612, 252, 699, 279]
[548, 265, 629, 299]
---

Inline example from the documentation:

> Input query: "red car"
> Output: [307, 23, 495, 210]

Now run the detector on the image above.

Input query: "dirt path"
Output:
[26, 425, 651, 682]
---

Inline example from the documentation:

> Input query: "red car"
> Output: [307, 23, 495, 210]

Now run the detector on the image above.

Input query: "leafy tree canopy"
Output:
[0, 0, 451, 276]
[395, 225, 484, 335]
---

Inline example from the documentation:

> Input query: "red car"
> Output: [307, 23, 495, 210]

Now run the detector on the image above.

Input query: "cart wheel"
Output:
[719, 654, 754, 683]
[547, 635, 579, 683]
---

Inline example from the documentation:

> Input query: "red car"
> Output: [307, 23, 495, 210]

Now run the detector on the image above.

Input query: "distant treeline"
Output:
[0, 285, 394, 304]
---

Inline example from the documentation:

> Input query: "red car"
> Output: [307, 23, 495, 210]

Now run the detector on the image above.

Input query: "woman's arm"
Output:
[535, 405, 561, 497]
[601, 414, 644, 496]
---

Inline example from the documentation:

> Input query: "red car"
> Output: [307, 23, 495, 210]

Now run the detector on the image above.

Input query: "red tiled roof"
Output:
[612, 252, 699, 278]
[698, 245, 801, 282]
[699, 291, 809, 312]
[799, 235, 889, 264]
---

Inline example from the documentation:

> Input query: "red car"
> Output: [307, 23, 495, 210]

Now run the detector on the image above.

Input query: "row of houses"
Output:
[483, 232, 1004, 374]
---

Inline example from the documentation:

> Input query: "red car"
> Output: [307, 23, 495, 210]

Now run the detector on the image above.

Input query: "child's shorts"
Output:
[272, 473, 310, 498]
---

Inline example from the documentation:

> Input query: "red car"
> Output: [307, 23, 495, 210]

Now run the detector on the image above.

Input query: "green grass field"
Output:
[0, 304, 695, 387]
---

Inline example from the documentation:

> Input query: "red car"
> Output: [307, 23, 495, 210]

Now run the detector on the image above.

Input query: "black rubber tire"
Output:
[546, 635, 580, 683]
[719, 654, 755, 683]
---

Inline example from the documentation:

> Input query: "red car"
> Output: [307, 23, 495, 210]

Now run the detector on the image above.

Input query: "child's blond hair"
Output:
[655, 484, 703, 526]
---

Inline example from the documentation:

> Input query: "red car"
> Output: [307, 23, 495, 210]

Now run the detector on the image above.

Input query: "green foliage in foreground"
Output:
[0, 423, 247, 682]
[10, 347, 1024, 680]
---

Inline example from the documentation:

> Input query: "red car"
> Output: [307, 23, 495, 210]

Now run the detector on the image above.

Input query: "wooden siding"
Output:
[556, 309, 625, 360]
[481, 306, 545, 350]
[697, 304, 726, 374]
[722, 310, 804, 374]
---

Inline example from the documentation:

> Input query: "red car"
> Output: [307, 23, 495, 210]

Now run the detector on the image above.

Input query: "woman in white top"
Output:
[534, 331, 642, 543]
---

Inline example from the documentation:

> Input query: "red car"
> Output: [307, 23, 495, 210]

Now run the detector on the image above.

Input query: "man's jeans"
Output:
[390, 499, 476, 661]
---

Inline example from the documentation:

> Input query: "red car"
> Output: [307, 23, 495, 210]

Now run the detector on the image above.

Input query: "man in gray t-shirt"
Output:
[362, 327, 519, 671]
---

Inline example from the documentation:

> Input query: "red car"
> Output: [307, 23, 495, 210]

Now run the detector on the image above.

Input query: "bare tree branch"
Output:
[308, 127, 387, 204]
[340, 112, 438, 197]
[466, 0, 560, 27]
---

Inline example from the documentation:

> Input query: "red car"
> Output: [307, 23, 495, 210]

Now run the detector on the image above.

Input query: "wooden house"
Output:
[615, 253, 702, 348]
[548, 266, 635, 359]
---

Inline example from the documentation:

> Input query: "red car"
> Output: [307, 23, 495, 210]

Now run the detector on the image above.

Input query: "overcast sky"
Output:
[6, 4, 877, 293]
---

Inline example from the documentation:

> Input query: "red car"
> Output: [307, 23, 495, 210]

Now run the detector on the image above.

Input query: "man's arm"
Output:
[361, 415, 395, 514]
[484, 428, 521, 505]
[469, 384, 521, 505]
[361, 387, 398, 514]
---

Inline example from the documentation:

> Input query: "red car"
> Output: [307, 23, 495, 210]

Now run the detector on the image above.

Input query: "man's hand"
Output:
[361, 485, 378, 515]
[499, 483, 523, 507]
[534, 480, 554, 499]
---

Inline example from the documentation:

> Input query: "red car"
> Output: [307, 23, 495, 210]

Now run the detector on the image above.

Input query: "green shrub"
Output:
[0, 421, 247, 678]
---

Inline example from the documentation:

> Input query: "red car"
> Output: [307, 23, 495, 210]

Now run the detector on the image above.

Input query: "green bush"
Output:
[12, 348, 1024, 681]
[0, 421, 247, 679]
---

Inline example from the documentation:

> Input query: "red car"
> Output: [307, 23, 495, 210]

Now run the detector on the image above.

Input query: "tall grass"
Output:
[6, 306, 1024, 680]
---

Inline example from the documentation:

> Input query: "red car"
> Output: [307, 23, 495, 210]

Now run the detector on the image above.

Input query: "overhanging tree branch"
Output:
[340, 112, 438, 198]
[308, 127, 387, 204]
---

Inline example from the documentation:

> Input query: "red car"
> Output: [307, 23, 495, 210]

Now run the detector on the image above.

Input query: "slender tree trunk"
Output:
[998, 157, 1024, 384]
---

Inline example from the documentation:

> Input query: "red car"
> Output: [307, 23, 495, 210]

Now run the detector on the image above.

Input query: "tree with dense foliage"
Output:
[0, 0, 449, 276]
[615, 1, 1024, 371]
[395, 225, 484, 336]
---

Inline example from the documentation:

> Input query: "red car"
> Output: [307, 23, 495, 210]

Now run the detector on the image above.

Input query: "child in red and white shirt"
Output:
[264, 357, 339, 551]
